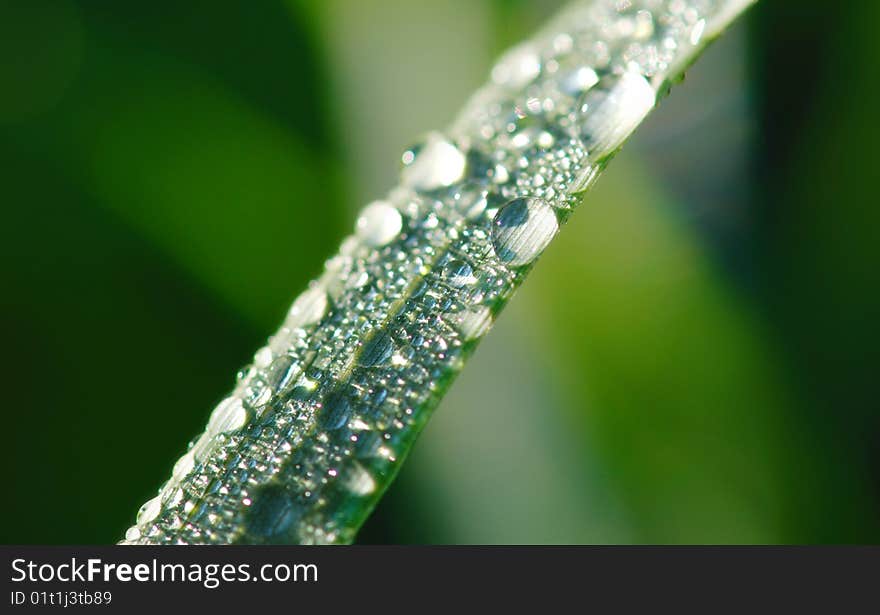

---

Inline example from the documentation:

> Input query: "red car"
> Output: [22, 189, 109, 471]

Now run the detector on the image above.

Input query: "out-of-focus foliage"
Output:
[1, 0, 877, 543]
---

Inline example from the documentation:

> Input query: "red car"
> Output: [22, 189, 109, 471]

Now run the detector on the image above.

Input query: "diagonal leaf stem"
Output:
[123, 0, 756, 545]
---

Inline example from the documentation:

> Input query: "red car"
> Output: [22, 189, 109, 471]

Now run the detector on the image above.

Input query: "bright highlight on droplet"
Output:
[401, 132, 466, 191]
[356, 200, 403, 247]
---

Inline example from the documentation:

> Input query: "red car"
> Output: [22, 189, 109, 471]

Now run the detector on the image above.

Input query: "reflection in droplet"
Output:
[491, 197, 559, 267]
[356, 200, 403, 247]
[401, 132, 466, 191]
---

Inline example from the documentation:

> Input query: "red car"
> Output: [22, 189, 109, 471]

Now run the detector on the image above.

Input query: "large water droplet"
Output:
[401, 132, 466, 191]
[579, 70, 655, 161]
[245, 485, 301, 540]
[457, 306, 493, 341]
[356, 200, 403, 247]
[253, 346, 273, 369]
[492, 43, 541, 88]
[359, 330, 395, 367]
[208, 396, 248, 435]
[172, 451, 195, 481]
[287, 286, 328, 328]
[319, 388, 352, 431]
[491, 197, 559, 267]
[345, 461, 377, 496]
[137, 495, 162, 525]
[191, 432, 214, 462]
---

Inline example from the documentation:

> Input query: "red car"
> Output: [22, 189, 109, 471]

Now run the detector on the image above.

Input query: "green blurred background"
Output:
[1, 0, 878, 544]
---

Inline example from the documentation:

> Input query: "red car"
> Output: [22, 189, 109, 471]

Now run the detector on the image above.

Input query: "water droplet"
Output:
[634, 10, 654, 39]
[579, 70, 655, 161]
[457, 306, 493, 341]
[443, 259, 476, 287]
[560, 66, 599, 96]
[267, 355, 300, 391]
[690, 18, 706, 46]
[253, 346, 273, 369]
[319, 388, 352, 431]
[492, 164, 510, 184]
[345, 461, 377, 496]
[287, 286, 328, 328]
[359, 330, 395, 366]
[166, 484, 186, 506]
[401, 132, 466, 190]
[245, 485, 301, 539]
[172, 452, 195, 481]
[208, 396, 249, 435]
[191, 432, 214, 462]
[356, 200, 403, 247]
[137, 495, 162, 525]
[491, 197, 559, 267]
[453, 184, 488, 220]
[492, 43, 541, 88]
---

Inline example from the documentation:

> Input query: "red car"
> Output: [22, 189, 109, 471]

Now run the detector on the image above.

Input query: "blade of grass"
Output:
[124, 0, 757, 544]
